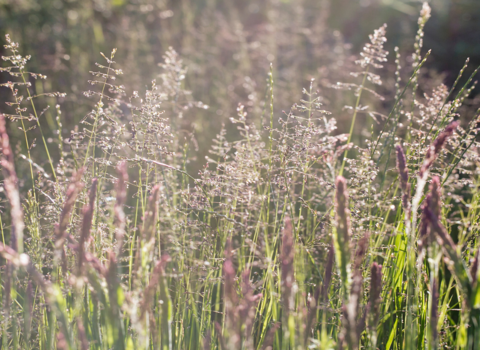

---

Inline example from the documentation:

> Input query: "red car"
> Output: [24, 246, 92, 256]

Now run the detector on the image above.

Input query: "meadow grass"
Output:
[1, 3, 480, 349]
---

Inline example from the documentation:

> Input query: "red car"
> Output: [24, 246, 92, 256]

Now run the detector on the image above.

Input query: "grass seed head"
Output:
[419, 121, 458, 179]
[0, 113, 24, 253]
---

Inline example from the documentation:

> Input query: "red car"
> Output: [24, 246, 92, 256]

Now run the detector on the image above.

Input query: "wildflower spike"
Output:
[78, 178, 98, 273]
[0, 114, 24, 253]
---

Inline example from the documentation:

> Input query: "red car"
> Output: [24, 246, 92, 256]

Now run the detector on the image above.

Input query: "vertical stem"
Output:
[339, 68, 369, 176]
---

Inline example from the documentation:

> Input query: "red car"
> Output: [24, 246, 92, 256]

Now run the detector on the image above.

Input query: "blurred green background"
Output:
[1, 0, 479, 172]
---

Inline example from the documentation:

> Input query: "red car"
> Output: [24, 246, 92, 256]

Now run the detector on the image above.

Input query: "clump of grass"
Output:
[1, 3, 480, 349]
